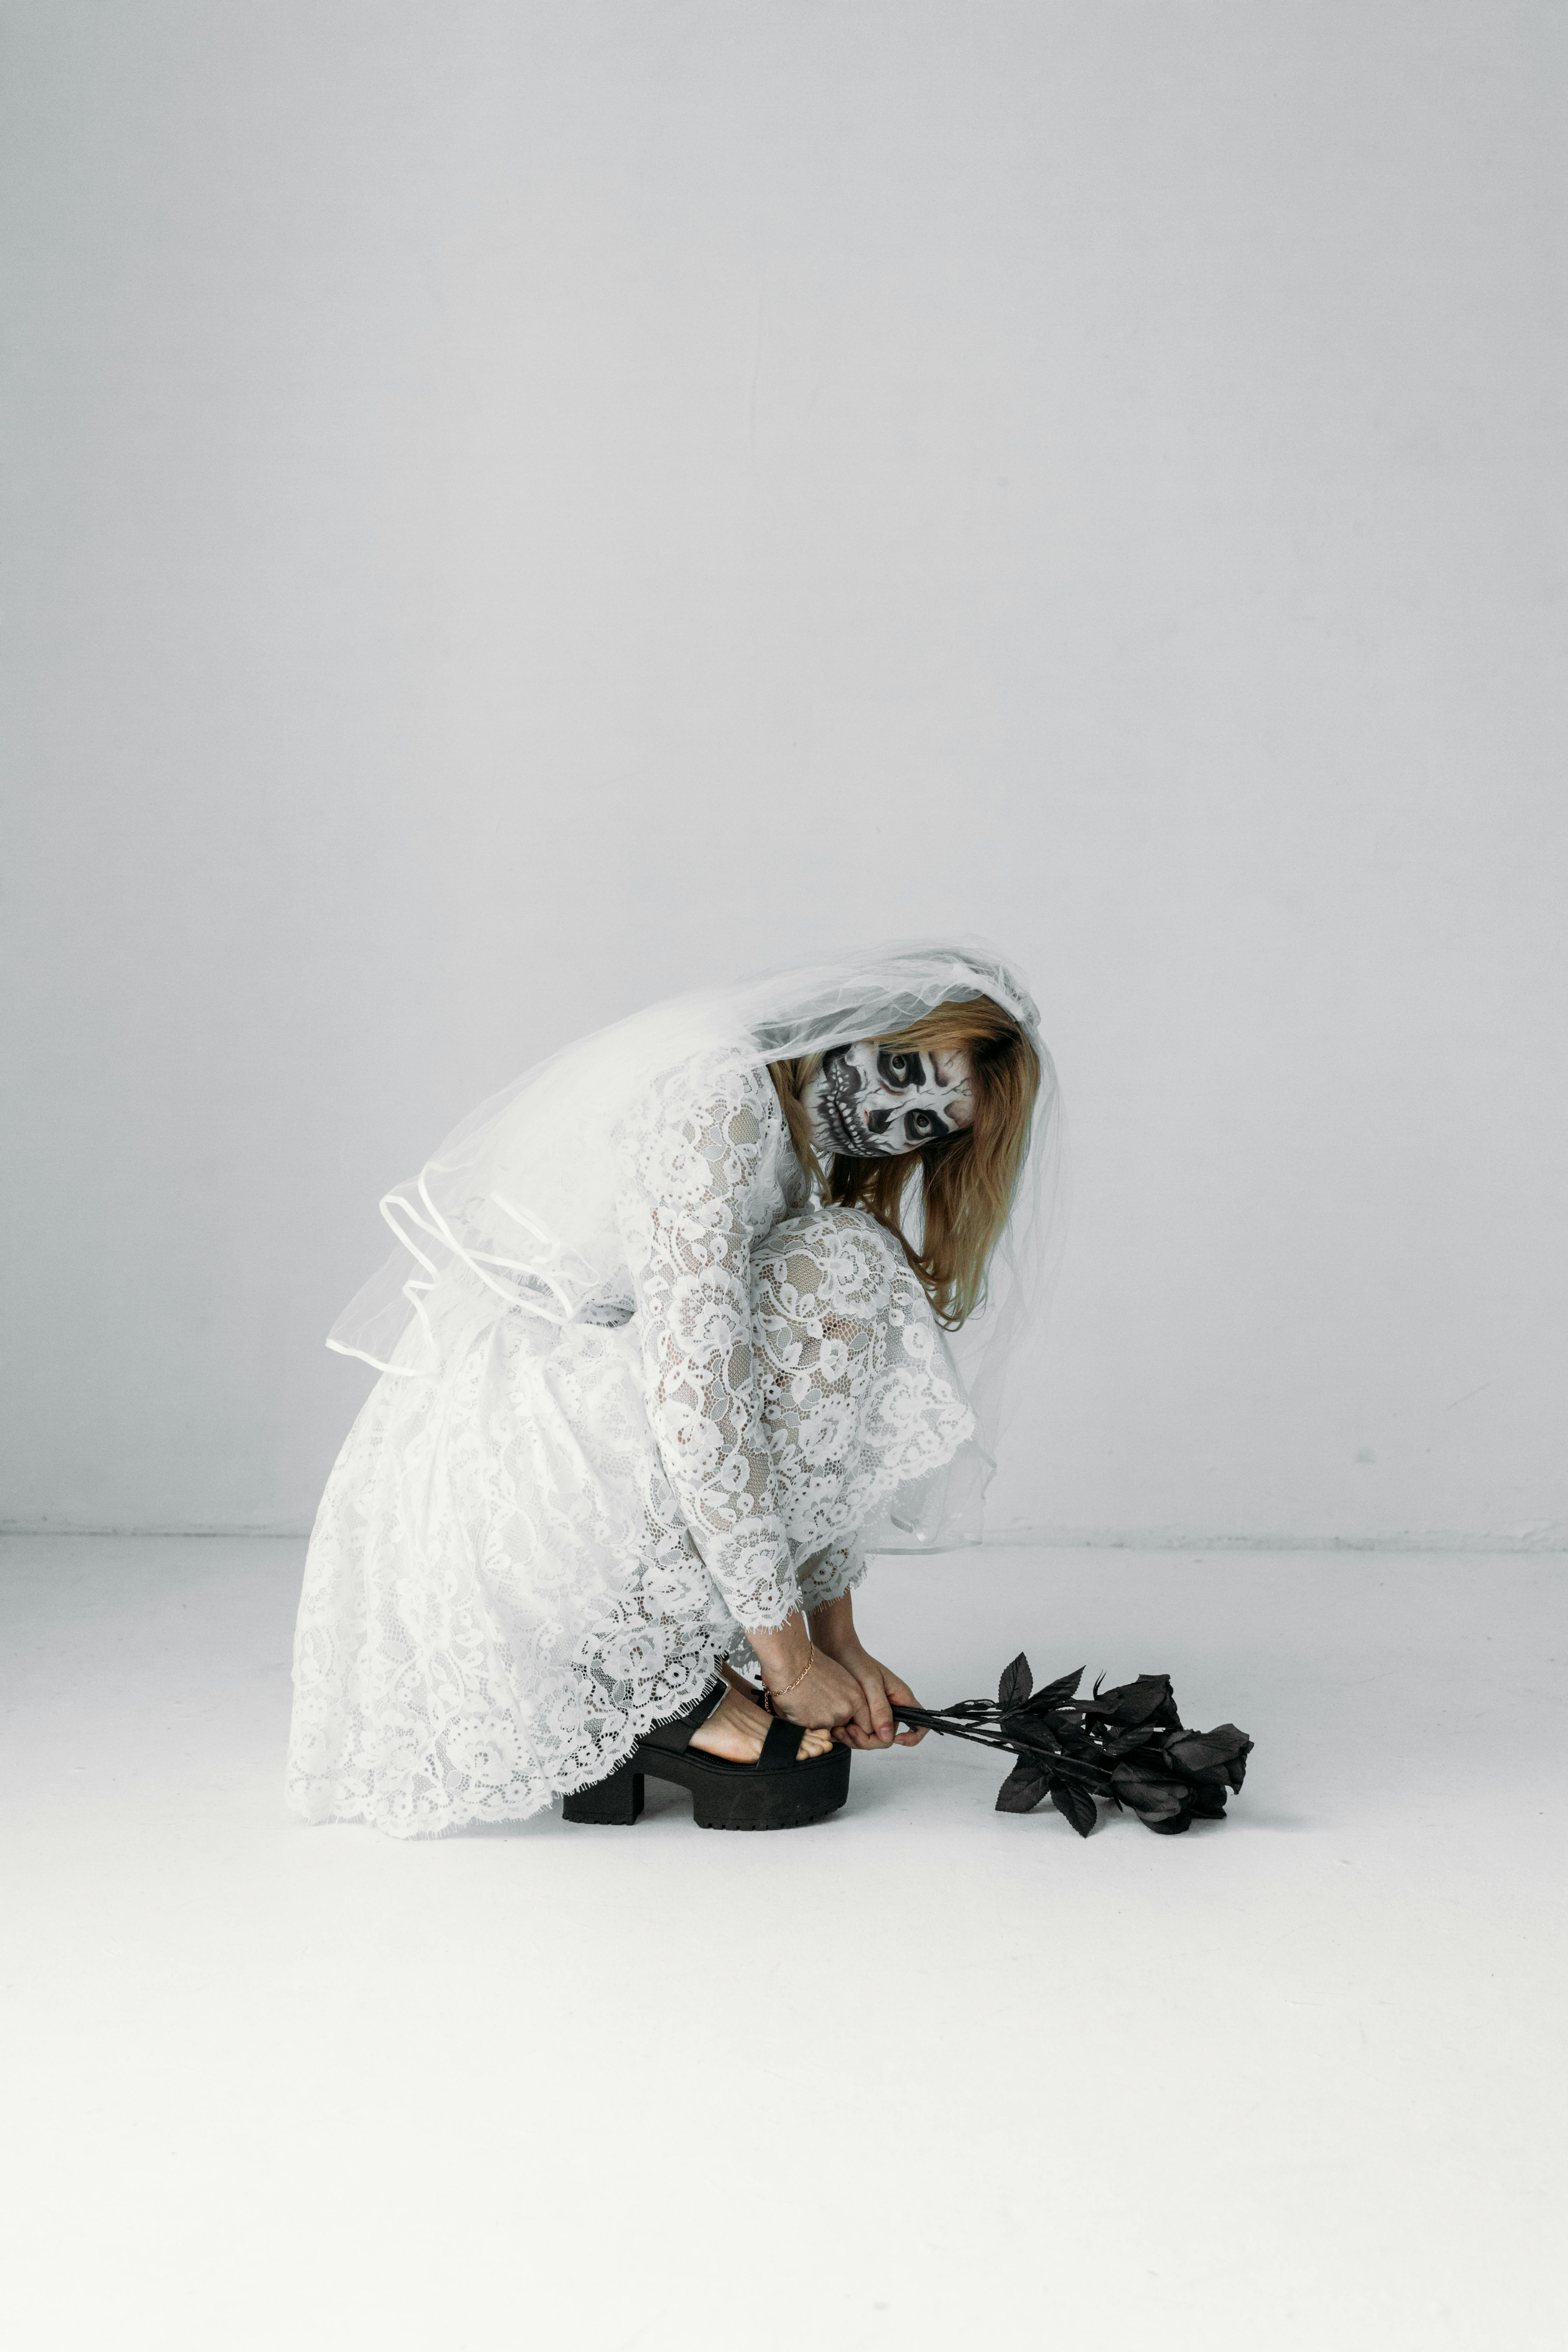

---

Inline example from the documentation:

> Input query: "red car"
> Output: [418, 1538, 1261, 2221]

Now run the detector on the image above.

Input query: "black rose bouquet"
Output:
[892, 1654, 1253, 1836]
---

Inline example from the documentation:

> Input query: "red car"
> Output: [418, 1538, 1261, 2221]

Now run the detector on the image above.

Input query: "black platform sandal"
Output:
[561, 1676, 851, 1832]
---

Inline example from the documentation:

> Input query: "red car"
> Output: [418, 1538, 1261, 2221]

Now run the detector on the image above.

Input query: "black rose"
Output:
[1110, 1759, 1197, 1834]
[1165, 1724, 1252, 1795]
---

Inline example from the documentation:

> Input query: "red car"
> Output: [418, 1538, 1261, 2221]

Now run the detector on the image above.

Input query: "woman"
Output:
[287, 940, 1058, 1835]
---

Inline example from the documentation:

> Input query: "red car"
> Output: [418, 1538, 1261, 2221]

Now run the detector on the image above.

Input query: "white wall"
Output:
[4, 1, 1564, 1542]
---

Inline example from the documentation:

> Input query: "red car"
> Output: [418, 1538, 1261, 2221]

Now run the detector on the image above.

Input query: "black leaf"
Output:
[997, 1652, 1033, 1709]
[1027, 1666, 1085, 1709]
[1101, 1724, 1166, 1759]
[995, 1759, 1049, 1813]
[1048, 1778, 1098, 1838]
[1002, 1716, 1063, 1759]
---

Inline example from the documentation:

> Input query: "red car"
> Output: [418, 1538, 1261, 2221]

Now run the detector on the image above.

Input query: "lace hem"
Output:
[799, 1541, 870, 1613]
[287, 1636, 733, 1839]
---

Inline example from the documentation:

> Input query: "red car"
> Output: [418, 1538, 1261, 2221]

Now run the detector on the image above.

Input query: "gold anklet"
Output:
[766, 1643, 815, 1703]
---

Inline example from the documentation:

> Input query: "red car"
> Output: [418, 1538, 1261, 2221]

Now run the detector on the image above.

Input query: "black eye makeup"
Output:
[878, 1049, 926, 1091]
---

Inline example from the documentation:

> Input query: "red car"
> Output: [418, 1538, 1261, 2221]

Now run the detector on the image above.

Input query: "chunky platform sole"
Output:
[562, 1740, 850, 1832]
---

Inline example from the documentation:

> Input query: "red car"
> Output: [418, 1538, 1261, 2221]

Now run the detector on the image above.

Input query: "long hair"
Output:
[768, 996, 1041, 1329]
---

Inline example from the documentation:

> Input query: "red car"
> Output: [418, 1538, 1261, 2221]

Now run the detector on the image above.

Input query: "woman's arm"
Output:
[617, 1064, 800, 1628]
[615, 1056, 872, 1736]
[807, 1589, 927, 1748]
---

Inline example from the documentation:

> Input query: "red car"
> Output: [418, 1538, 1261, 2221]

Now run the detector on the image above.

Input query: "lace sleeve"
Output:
[615, 1057, 801, 1633]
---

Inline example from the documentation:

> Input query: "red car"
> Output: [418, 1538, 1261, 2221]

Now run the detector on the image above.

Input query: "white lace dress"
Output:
[286, 1047, 975, 1835]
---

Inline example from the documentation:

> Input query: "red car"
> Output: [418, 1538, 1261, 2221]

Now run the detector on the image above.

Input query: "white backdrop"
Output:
[4, 1, 1564, 1543]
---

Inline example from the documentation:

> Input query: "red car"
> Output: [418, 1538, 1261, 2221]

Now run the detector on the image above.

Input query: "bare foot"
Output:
[688, 1681, 832, 1765]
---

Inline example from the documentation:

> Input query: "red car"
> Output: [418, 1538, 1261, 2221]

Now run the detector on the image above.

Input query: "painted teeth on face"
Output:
[806, 1041, 974, 1160]
[820, 1049, 869, 1154]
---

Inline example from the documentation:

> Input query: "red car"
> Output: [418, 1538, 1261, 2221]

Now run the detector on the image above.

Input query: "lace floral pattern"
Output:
[614, 1056, 810, 1632]
[287, 1049, 974, 1836]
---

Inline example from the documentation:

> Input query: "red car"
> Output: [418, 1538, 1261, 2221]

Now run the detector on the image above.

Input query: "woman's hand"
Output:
[808, 1592, 927, 1749]
[747, 1617, 873, 1739]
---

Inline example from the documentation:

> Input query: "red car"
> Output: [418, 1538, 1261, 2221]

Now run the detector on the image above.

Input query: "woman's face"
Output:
[802, 1042, 975, 1159]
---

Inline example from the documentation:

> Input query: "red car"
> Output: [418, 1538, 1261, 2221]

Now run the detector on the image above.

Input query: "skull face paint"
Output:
[802, 1042, 975, 1160]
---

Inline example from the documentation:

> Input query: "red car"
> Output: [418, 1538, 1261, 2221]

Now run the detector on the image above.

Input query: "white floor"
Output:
[2, 1536, 1564, 2352]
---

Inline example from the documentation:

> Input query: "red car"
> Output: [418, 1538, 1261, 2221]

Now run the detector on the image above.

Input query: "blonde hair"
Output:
[768, 996, 1040, 1329]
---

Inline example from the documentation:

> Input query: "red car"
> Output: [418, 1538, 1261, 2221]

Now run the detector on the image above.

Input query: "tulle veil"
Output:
[327, 937, 1062, 1548]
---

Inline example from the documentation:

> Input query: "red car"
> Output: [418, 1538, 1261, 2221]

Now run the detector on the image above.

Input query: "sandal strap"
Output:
[759, 1712, 808, 1769]
[642, 1676, 727, 1757]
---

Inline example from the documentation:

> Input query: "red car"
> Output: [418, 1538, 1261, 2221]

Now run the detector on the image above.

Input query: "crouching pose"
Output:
[287, 941, 1057, 1835]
